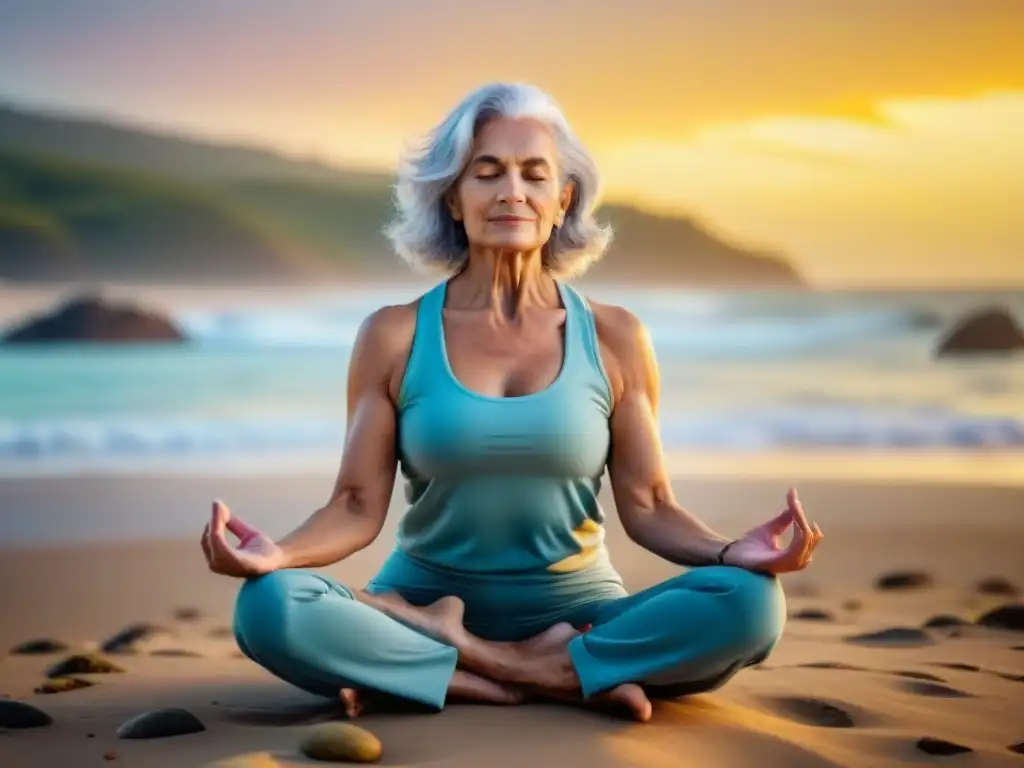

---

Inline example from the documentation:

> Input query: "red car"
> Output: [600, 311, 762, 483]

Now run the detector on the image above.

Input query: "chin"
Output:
[481, 234, 545, 252]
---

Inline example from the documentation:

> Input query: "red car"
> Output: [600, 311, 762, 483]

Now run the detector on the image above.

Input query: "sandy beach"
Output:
[1, 471, 1023, 767]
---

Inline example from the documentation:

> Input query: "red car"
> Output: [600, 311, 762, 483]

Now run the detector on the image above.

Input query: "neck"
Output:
[450, 247, 558, 318]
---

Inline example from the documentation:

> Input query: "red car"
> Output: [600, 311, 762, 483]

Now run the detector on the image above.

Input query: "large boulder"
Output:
[2, 293, 187, 344]
[935, 306, 1024, 357]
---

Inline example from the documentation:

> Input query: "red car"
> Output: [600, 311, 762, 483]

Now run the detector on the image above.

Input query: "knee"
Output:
[232, 569, 328, 647]
[724, 567, 787, 654]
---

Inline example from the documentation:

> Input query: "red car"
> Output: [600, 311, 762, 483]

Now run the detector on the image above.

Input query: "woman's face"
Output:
[448, 117, 573, 255]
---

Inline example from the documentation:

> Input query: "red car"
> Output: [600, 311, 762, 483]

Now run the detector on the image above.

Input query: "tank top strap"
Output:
[398, 280, 449, 409]
[557, 282, 613, 406]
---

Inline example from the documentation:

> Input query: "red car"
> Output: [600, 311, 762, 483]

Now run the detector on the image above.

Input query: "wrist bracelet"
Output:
[717, 540, 737, 565]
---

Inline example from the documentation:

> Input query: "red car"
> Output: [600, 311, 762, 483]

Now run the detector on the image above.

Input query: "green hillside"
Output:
[0, 103, 802, 286]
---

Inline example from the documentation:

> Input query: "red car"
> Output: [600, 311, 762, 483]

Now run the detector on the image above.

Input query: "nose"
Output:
[496, 172, 526, 205]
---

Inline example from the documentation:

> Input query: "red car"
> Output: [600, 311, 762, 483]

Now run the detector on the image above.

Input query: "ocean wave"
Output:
[3, 407, 1023, 462]
[173, 302, 936, 356]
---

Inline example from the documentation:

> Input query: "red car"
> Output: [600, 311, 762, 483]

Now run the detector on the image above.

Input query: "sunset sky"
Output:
[1, 0, 1022, 287]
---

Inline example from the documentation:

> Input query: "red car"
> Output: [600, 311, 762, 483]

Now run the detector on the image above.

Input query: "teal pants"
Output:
[233, 551, 786, 710]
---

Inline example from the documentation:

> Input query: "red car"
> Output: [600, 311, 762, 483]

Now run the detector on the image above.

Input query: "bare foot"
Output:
[361, 591, 469, 647]
[339, 688, 363, 718]
[591, 683, 653, 722]
[447, 669, 525, 706]
[339, 670, 522, 718]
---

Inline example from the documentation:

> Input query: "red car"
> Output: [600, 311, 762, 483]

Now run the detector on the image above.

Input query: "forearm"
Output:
[623, 500, 732, 568]
[277, 491, 383, 569]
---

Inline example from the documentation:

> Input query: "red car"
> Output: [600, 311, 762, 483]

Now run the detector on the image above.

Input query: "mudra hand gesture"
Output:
[725, 488, 823, 575]
[201, 501, 284, 578]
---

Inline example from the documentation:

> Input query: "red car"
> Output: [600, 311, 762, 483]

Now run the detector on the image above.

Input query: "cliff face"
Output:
[0, 104, 802, 287]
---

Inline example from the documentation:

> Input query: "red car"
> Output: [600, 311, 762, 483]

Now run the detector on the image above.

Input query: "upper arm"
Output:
[592, 302, 673, 530]
[327, 302, 417, 522]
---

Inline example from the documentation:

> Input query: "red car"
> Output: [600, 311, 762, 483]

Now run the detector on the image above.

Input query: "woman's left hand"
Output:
[723, 488, 823, 575]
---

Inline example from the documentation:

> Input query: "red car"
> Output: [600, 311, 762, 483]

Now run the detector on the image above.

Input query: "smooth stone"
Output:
[922, 614, 968, 629]
[116, 708, 206, 739]
[977, 603, 1024, 631]
[9, 638, 70, 655]
[35, 677, 96, 694]
[46, 653, 125, 678]
[844, 627, 934, 646]
[874, 570, 932, 590]
[915, 737, 972, 756]
[173, 607, 203, 621]
[299, 722, 383, 763]
[842, 599, 862, 611]
[0, 700, 54, 728]
[790, 608, 835, 622]
[976, 576, 1019, 596]
[100, 623, 170, 654]
[1009, 742, 1024, 755]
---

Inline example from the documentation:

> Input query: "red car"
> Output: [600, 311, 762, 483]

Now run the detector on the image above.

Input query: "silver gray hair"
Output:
[383, 82, 613, 278]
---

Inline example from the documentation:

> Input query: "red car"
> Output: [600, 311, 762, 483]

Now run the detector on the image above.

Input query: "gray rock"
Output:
[874, 570, 932, 590]
[116, 708, 205, 739]
[977, 603, 1024, 631]
[100, 622, 170, 654]
[8, 638, 69, 655]
[0, 700, 53, 729]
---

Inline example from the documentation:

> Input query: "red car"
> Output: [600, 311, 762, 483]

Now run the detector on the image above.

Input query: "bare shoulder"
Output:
[349, 299, 420, 398]
[586, 299, 658, 399]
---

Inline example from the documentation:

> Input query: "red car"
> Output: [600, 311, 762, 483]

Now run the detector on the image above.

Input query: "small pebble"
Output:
[842, 599, 862, 611]
[35, 677, 95, 694]
[173, 607, 203, 622]
[116, 708, 205, 739]
[844, 627, 933, 646]
[1008, 742, 1024, 755]
[790, 608, 835, 622]
[9, 638, 70, 655]
[976, 603, 1024, 631]
[874, 570, 932, 590]
[299, 722, 383, 763]
[149, 648, 203, 658]
[0, 700, 53, 728]
[915, 737, 972, 756]
[103, 751, 117, 761]
[100, 623, 169, 654]
[46, 653, 124, 678]
[976, 576, 1019, 596]
[922, 614, 968, 629]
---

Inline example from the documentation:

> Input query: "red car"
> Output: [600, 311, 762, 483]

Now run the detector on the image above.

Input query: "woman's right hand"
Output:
[201, 500, 285, 578]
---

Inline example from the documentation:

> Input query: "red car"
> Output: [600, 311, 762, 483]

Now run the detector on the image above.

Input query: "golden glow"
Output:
[2, 2, 1022, 286]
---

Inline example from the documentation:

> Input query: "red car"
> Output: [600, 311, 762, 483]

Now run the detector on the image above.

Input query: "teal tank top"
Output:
[394, 279, 614, 574]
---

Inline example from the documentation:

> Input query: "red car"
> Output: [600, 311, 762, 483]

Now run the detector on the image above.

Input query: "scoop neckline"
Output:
[435, 279, 572, 403]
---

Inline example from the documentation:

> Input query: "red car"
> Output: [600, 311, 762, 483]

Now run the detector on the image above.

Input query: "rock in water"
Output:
[116, 708, 205, 739]
[8, 638, 70, 655]
[976, 603, 1024, 631]
[874, 570, 932, 590]
[0, 700, 53, 728]
[45, 653, 124, 678]
[2, 293, 187, 344]
[935, 305, 1024, 357]
[299, 723, 383, 763]
[35, 677, 95, 694]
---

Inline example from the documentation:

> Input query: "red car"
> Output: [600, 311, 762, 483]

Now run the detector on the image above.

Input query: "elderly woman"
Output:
[202, 82, 822, 723]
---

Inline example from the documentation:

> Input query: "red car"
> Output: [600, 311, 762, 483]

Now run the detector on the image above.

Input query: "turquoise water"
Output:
[1, 286, 1023, 473]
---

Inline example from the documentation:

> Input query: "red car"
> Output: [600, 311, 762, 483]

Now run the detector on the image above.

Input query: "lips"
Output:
[489, 216, 534, 223]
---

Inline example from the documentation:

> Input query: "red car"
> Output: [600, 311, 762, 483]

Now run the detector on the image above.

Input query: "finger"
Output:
[212, 500, 230, 533]
[226, 515, 260, 542]
[201, 523, 212, 562]
[763, 508, 794, 536]
[209, 501, 235, 559]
